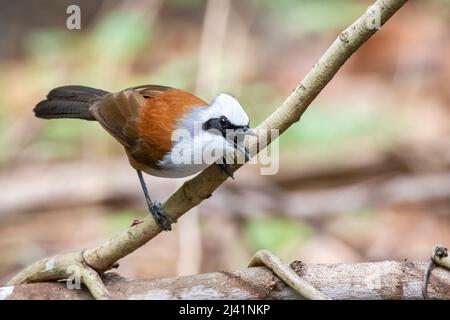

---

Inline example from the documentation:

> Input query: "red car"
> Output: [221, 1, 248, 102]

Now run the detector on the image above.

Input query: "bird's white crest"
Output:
[178, 93, 249, 131]
[207, 93, 249, 126]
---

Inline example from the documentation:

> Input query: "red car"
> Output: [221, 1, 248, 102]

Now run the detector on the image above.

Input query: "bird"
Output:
[33, 85, 255, 231]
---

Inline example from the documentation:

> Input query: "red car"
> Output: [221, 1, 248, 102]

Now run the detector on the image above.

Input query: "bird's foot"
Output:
[148, 201, 174, 231]
[217, 163, 234, 179]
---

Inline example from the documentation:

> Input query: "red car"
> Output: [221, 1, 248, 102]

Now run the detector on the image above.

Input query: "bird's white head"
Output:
[161, 93, 254, 176]
[204, 93, 249, 127]
[178, 93, 251, 134]
[198, 93, 254, 161]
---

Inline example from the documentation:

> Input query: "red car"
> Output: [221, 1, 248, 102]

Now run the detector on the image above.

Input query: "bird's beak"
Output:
[233, 126, 257, 162]
[244, 127, 257, 137]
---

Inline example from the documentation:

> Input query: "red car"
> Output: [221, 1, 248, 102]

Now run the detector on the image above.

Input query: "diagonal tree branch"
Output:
[8, 0, 409, 298]
[82, 0, 409, 271]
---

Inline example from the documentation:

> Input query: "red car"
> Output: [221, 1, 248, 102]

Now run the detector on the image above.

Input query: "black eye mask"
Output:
[202, 117, 254, 162]
[202, 117, 249, 137]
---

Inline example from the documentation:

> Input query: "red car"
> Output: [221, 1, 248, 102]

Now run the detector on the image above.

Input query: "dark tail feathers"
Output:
[34, 86, 109, 121]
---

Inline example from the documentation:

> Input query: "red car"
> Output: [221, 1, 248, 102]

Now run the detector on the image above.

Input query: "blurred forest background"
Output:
[0, 0, 449, 283]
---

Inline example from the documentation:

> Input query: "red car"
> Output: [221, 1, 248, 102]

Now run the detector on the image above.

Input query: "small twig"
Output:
[130, 219, 143, 227]
[422, 245, 449, 300]
[248, 250, 332, 300]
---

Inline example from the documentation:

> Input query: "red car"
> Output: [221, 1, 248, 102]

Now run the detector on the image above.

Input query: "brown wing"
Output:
[127, 84, 172, 98]
[89, 85, 207, 170]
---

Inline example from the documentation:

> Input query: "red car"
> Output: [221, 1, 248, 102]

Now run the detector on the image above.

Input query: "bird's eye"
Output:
[220, 116, 228, 127]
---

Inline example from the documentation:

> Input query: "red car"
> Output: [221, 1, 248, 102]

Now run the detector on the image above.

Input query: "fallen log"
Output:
[2, 260, 449, 300]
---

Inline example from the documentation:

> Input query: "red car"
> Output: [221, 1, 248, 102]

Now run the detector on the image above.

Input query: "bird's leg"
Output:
[217, 157, 234, 179]
[136, 170, 173, 231]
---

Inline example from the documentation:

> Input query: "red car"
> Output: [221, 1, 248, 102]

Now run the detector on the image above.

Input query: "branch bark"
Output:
[7, 0, 410, 298]
[3, 260, 449, 300]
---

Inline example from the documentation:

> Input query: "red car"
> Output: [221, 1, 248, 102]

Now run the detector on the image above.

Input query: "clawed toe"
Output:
[149, 202, 173, 231]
